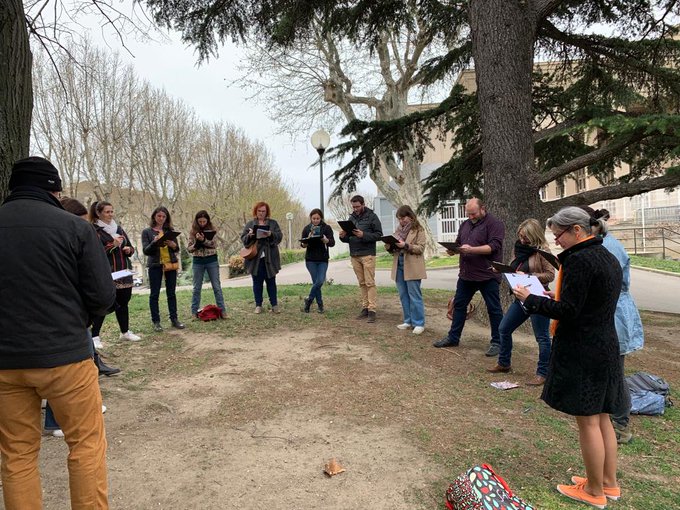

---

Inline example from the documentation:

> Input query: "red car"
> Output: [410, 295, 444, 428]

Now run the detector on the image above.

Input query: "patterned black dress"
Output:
[523, 237, 627, 416]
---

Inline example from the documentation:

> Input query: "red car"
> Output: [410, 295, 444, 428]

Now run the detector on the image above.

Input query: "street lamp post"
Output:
[285, 212, 294, 250]
[310, 129, 330, 215]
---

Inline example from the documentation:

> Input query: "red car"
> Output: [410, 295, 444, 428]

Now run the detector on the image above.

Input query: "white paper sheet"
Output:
[111, 269, 134, 280]
[503, 273, 548, 298]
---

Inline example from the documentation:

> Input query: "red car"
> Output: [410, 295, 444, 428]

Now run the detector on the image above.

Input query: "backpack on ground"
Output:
[197, 304, 223, 321]
[626, 371, 673, 416]
[445, 464, 535, 510]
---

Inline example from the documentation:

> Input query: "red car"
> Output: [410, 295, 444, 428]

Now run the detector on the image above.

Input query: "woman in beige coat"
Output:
[385, 205, 427, 335]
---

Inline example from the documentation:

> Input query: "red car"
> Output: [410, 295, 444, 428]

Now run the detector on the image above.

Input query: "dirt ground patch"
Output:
[3, 291, 679, 509]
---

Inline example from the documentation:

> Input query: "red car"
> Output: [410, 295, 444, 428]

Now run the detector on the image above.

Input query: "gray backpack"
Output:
[626, 372, 672, 416]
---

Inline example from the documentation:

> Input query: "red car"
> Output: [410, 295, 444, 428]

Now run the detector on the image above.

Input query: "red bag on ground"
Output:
[197, 304, 223, 321]
[445, 464, 535, 510]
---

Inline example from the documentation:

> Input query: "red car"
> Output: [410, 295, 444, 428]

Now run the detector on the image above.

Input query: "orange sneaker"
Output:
[557, 480, 607, 509]
[571, 476, 621, 500]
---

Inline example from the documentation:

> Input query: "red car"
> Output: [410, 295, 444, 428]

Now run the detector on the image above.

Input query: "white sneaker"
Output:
[396, 323, 412, 330]
[52, 429, 64, 438]
[102, 405, 107, 414]
[120, 331, 141, 342]
[412, 326, 425, 335]
[92, 336, 103, 349]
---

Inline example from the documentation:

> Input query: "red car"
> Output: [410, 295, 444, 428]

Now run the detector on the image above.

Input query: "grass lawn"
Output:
[76, 284, 680, 509]
[630, 254, 680, 273]
[375, 253, 459, 269]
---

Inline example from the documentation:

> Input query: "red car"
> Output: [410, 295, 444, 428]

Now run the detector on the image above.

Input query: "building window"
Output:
[575, 169, 587, 192]
[556, 178, 565, 198]
[539, 186, 547, 200]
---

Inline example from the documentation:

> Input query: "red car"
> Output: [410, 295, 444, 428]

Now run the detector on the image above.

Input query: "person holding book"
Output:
[487, 219, 555, 385]
[582, 206, 644, 445]
[188, 210, 226, 318]
[142, 206, 185, 331]
[338, 195, 384, 323]
[514, 207, 626, 509]
[300, 208, 335, 313]
[433, 198, 505, 356]
[89, 201, 142, 344]
[384, 205, 427, 335]
[241, 202, 284, 313]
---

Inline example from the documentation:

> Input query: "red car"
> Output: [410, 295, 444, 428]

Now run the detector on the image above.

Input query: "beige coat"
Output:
[520, 249, 556, 285]
[389, 227, 427, 281]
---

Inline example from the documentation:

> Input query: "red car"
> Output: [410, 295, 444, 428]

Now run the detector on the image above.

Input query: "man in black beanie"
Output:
[0, 156, 115, 509]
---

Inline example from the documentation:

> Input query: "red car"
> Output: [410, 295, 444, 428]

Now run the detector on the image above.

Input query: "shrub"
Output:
[280, 249, 306, 265]
[228, 255, 247, 278]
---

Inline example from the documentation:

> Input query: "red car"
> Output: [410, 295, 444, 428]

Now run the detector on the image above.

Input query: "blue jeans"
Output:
[447, 278, 503, 345]
[497, 299, 551, 376]
[305, 261, 328, 306]
[395, 254, 425, 326]
[148, 266, 178, 323]
[252, 261, 277, 307]
[191, 260, 226, 314]
[44, 402, 59, 430]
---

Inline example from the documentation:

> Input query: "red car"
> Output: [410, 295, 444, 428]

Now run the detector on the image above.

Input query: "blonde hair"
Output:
[517, 218, 548, 249]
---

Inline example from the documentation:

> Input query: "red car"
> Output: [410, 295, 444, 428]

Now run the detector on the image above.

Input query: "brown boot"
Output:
[526, 375, 546, 386]
[486, 364, 512, 373]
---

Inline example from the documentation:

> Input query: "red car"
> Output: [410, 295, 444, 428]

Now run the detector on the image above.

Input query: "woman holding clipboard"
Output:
[487, 219, 555, 385]
[300, 208, 335, 313]
[240, 201, 283, 313]
[188, 210, 226, 318]
[142, 206, 185, 332]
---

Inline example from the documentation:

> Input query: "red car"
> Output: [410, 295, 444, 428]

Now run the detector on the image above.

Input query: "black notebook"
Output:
[489, 261, 515, 273]
[338, 220, 357, 234]
[537, 249, 560, 269]
[381, 235, 400, 245]
[438, 241, 461, 253]
[202, 230, 216, 241]
[160, 230, 181, 242]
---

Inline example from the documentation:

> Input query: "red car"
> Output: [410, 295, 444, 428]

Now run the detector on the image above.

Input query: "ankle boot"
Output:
[94, 351, 121, 377]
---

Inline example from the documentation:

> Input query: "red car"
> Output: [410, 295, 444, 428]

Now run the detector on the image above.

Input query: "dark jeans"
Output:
[305, 261, 328, 306]
[497, 299, 551, 376]
[44, 402, 59, 430]
[612, 355, 632, 427]
[252, 261, 277, 307]
[148, 266, 178, 323]
[91, 286, 133, 335]
[446, 278, 503, 346]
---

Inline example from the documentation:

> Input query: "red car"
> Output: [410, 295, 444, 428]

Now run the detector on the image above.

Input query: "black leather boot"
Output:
[94, 351, 121, 377]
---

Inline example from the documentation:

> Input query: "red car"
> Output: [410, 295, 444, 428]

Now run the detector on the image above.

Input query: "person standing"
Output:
[301, 208, 335, 313]
[241, 201, 283, 313]
[338, 195, 383, 323]
[434, 198, 505, 356]
[514, 207, 626, 509]
[0, 157, 116, 509]
[142, 206, 185, 332]
[384, 205, 427, 334]
[188, 210, 226, 318]
[486, 219, 555, 385]
[583, 207, 644, 444]
[90, 201, 141, 344]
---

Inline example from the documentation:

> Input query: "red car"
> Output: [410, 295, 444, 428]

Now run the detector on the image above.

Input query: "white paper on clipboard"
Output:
[111, 269, 134, 281]
[503, 273, 547, 298]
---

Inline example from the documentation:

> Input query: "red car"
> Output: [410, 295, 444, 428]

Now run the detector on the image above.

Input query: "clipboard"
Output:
[338, 220, 356, 234]
[438, 241, 461, 253]
[299, 235, 322, 243]
[381, 235, 400, 245]
[537, 249, 560, 269]
[202, 230, 216, 240]
[503, 273, 547, 298]
[489, 261, 515, 273]
[159, 230, 181, 242]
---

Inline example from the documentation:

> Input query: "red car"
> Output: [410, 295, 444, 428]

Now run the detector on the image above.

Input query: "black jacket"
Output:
[339, 207, 383, 256]
[300, 222, 335, 262]
[0, 187, 116, 369]
[142, 227, 180, 267]
[524, 237, 626, 416]
[240, 219, 283, 278]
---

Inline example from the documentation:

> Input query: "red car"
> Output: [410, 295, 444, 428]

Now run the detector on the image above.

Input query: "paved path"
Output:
[221, 260, 679, 314]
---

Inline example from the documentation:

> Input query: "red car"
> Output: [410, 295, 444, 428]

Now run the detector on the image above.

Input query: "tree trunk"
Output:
[469, 0, 543, 263]
[0, 0, 32, 201]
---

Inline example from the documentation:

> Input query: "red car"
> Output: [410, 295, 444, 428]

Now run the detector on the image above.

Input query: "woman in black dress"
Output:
[514, 206, 627, 509]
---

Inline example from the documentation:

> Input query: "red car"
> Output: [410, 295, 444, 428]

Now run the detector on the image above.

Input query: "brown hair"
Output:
[89, 200, 113, 223]
[309, 208, 324, 220]
[252, 201, 271, 218]
[395, 204, 421, 230]
[517, 218, 548, 249]
[190, 210, 214, 237]
[60, 197, 88, 217]
[149, 206, 173, 229]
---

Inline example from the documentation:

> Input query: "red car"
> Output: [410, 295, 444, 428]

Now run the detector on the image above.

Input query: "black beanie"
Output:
[9, 157, 63, 192]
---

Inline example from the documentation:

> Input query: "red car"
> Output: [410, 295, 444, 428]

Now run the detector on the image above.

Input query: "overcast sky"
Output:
[77, 6, 374, 214]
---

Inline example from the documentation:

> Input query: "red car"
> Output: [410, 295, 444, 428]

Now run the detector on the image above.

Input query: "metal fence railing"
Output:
[609, 226, 680, 260]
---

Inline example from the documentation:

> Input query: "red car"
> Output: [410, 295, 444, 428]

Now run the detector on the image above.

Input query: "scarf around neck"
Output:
[395, 221, 413, 242]
[511, 241, 538, 271]
[96, 219, 119, 238]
